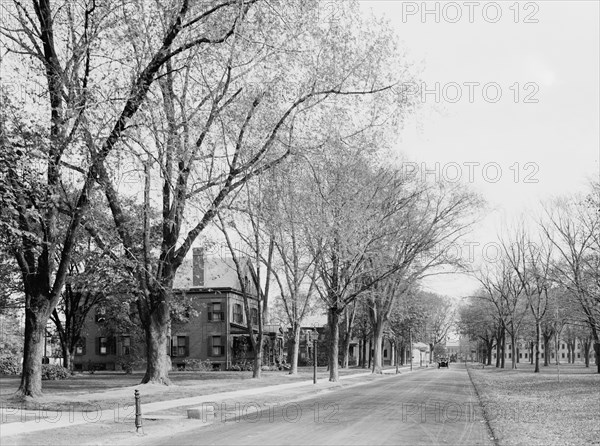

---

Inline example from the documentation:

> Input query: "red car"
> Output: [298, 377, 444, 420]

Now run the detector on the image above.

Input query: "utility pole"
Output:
[313, 326, 317, 384]
[409, 328, 413, 372]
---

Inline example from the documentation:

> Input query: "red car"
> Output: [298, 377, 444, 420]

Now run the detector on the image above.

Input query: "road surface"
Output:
[150, 364, 493, 445]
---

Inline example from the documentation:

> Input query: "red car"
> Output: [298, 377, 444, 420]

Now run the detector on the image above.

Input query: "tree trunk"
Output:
[341, 333, 351, 369]
[63, 349, 74, 373]
[358, 339, 362, 367]
[534, 321, 541, 373]
[495, 338, 501, 368]
[59, 338, 69, 370]
[368, 337, 372, 369]
[543, 336, 551, 366]
[594, 341, 600, 374]
[289, 323, 301, 375]
[530, 341, 533, 365]
[371, 322, 384, 374]
[500, 330, 506, 368]
[361, 335, 367, 368]
[583, 339, 591, 367]
[328, 308, 340, 382]
[18, 306, 50, 398]
[140, 311, 171, 385]
[253, 338, 262, 379]
[510, 333, 517, 369]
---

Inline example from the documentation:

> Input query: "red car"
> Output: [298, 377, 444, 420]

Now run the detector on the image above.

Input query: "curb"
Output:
[465, 363, 500, 446]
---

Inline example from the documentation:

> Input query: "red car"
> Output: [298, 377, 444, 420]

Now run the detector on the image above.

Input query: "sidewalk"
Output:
[1, 365, 417, 439]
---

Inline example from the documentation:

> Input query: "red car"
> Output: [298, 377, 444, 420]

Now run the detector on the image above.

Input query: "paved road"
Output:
[151, 364, 493, 446]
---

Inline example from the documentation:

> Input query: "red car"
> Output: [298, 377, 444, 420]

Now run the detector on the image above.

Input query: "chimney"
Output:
[192, 248, 204, 287]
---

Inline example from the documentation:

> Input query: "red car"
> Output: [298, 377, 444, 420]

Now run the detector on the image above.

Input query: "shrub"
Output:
[182, 358, 213, 371]
[116, 357, 137, 374]
[228, 361, 253, 372]
[0, 354, 22, 375]
[41, 364, 70, 380]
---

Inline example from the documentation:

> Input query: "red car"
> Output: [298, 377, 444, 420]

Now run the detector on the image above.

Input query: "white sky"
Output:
[359, 0, 600, 298]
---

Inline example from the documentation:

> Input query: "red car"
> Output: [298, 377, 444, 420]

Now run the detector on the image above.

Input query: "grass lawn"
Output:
[0, 366, 374, 411]
[468, 362, 600, 446]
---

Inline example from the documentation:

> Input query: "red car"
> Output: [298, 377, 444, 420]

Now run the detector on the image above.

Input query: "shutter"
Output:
[208, 311, 213, 322]
[109, 337, 117, 355]
[184, 336, 190, 357]
[167, 336, 171, 356]
[221, 336, 226, 356]
[95, 337, 100, 355]
[207, 337, 213, 357]
[81, 337, 86, 356]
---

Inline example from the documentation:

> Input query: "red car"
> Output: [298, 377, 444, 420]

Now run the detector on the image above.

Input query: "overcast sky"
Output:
[359, 0, 600, 298]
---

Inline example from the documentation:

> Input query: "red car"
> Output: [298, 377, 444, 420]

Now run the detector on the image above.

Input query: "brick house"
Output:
[74, 249, 283, 371]
[72, 305, 134, 371]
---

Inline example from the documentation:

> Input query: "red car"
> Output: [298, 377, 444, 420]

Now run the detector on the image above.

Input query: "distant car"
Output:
[438, 357, 449, 368]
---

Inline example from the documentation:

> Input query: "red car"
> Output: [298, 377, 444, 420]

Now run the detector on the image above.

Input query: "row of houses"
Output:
[64, 249, 438, 372]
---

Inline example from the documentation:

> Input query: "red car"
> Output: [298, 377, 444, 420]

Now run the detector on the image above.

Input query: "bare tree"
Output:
[541, 186, 600, 373]
[475, 258, 526, 369]
[421, 292, 456, 365]
[502, 224, 553, 372]
[458, 297, 497, 366]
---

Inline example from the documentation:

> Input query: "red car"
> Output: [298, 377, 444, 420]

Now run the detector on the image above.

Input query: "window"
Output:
[99, 337, 108, 355]
[251, 308, 258, 326]
[208, 303, 224, 321]
[577, 353, 581, 358]
[97, 337, 115, 355]
[209, 336, 225, 356]
[508, 345, 511, 350]
[95, 307, 106, 323]
[122, 336, 131, 356]
[541, 353, 544, 358]
[562, 344, 565, 350]
[75, 338, 86, 356]
[561, 353, 565, 359]
[384, 349, 388, 358]
[171, 336, 189, 357]
[233, 304, 243, 324]
[519, 353, 523, 359]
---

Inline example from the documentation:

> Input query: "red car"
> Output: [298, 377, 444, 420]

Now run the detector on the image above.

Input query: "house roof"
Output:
[173, 254, 255, 292]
